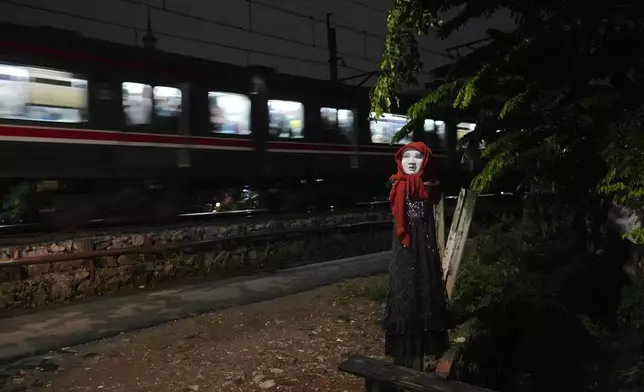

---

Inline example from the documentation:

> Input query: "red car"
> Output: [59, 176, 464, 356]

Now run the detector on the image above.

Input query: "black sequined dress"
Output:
[384, 197, 450, 360]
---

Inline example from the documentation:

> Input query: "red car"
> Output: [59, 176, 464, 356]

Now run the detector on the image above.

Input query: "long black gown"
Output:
[384, 197, 450, 364]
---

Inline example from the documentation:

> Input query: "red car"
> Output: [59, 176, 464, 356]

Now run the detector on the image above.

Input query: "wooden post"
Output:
[442, 188, 478, 299]
[434, 196, 446, 260]
[79, 239, 95, 281]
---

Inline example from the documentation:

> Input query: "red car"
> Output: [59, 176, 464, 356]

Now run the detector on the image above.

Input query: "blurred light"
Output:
[457, 122, 477, 130]
[369, 111, 408, 121]
[269, 99, 302, 112]
[215, 202, 221, 207]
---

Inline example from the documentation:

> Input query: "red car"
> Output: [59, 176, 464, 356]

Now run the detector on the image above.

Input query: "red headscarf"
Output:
[389, 142, 433, 248]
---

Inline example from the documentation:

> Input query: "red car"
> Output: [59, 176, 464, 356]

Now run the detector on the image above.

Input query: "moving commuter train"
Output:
[0, 23, 480, 225]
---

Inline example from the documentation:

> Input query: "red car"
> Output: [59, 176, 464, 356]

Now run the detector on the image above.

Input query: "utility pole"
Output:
[142, 7, 157, 49]
[326, 13, 338, 83]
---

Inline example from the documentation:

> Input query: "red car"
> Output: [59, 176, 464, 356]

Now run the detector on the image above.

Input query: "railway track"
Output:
[0, 204, 384, 241]
[0, 219, 396, 269]
[0, 191, 518, 240]
[0, 191, 520, 314]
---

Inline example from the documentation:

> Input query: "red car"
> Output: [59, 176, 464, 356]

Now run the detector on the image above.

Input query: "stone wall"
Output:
[0, 210, 393, 312]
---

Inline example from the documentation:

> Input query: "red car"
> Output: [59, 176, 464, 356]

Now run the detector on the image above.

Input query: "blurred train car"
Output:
[0, 23, 476, 226]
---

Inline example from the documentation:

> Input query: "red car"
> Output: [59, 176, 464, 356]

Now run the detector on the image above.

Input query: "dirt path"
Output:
[4, 276, 389, 392]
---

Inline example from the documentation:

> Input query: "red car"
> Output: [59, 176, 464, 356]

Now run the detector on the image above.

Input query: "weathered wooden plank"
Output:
[339, 355, 496, 392]
[442, 188, 478, 299]
[442, 189, 466, 279]
[434, 196, 446, 260]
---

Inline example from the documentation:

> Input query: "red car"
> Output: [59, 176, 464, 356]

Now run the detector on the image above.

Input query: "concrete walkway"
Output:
[0, 251, 390, 365]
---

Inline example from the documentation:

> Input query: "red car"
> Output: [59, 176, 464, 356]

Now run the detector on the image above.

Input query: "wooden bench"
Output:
[339, 355, 496, 392]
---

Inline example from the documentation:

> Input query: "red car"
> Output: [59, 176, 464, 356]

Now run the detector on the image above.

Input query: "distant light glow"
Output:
[457, 122, 477, 130]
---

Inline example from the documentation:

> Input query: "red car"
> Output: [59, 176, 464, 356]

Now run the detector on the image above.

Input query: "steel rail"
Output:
[0, 203, 386, 237]
[0, 220, 393, 268]
[0, 191, 521, 268]
[0, 192, 517, 237]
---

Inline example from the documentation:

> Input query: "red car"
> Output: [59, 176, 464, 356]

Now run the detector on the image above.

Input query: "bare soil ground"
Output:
[4, 276, 391, 392]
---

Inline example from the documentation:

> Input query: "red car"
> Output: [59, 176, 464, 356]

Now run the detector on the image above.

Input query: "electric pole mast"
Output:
[326, 13, 338, 83]
[142, 7, 157, 49]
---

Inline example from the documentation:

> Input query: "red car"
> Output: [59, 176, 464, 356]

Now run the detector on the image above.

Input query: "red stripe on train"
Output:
[266, 141, 354, 152]
[0, 124, 402, 153]
[266, 141, 398, 153]
[0, 125, 121, 142]
[0, 125, 254, 148]
[361, 145, 398, 153]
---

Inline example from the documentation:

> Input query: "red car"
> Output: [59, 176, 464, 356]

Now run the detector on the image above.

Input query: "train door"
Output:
[457, 122, 485, 173]
[117, 78, 185, 177]
[264, 90, 310, 183]
[418, 119, 447, 152]
[315, 103, 360, 207]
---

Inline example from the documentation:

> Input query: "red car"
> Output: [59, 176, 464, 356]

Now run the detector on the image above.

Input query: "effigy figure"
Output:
[384, 141, 450, 370]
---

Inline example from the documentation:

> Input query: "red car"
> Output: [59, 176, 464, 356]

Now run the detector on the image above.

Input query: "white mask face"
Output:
[401, 149, 424, 175]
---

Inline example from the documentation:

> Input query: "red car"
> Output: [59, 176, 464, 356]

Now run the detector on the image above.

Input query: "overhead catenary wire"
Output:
[0, 0, 443, 82]
[346, 0, 389, 14]
[246, 0, 451, 59]
[0, 0, 370, 75]
[117, 0, 394, 64]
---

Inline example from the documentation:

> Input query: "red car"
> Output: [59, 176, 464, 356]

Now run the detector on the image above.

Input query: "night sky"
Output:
[0, 0, 514, 88]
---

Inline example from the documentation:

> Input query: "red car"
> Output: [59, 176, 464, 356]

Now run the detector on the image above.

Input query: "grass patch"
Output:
[336, 276, 388, 303]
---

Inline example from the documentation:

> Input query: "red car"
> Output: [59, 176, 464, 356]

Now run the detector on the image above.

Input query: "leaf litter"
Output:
[7, 276, 389, 392]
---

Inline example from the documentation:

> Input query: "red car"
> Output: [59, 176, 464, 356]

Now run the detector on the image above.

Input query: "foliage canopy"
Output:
[376, 2, 644, 387]
[373, 0, 644, 228]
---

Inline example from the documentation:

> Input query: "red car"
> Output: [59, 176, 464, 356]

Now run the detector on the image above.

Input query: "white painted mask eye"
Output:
[401, 149, 424, 175]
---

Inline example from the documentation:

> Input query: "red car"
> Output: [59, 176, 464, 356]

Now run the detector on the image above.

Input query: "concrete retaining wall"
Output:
[0, 211, 393, 312]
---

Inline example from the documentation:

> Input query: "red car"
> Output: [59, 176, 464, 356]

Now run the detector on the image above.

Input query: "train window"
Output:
[209, 92, 251, 135]
[425, 119, 446, 136]
[122, 82, 152, 125]
[0, 63, 87, 123]
[320, 107, 354, 143]
[153, 86, 182, 119]
[457, 122, 486, 150]
[456, 122, 476, 141]
[424, 119, 434, 132]
[122, 83, 182, 129]
[369, 112, 412, 144]
[424, 119, 447, 150]
[268, 100, 304, 139]
[435, 120, 446, 134]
